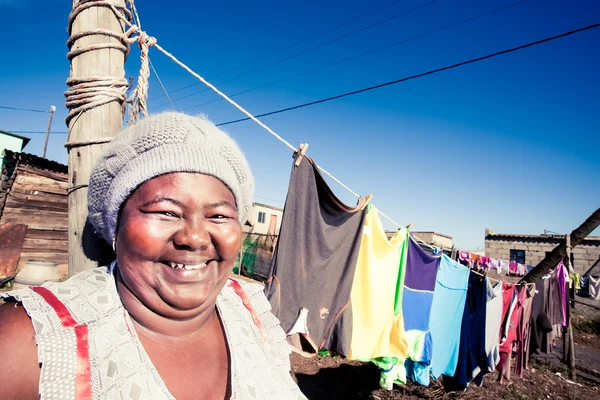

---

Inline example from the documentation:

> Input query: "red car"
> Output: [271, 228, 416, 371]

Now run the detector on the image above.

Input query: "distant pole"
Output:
[520, 208, 600, 283]
[565, 235, 577, 381]
[66, 0, 127, 275]
[42, 105, 55, 159]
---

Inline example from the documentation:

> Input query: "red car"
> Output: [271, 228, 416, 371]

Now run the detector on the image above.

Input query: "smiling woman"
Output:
[0, 112, 307, 400]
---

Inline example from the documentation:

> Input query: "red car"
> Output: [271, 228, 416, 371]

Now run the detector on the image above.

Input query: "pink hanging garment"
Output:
[479, 256, 491, 270]
[508, 262, 518, 276]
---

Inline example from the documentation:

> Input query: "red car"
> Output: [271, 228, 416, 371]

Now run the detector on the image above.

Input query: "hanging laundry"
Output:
[526, 265, 535, 274]
[514, 285, 536, 377]
[569, 272, 581, 290]
[479, 256, 491, 270]
[473, 280, 503, 386]
[470, 253, 482, 268]
[498, 284, 526, 383]
[557, 262, 570, 327]
[443, 274, 489, 391]
[496, 282, 516, 383]
[348, 206, 409, 362]
[397, 237, 441, 386]
[490, 258, 501, 272]
[545, 270, 565, 352]
[529, 278, 552, 356]
[508, 262, 519, 276]
[421, 255, 470, 382]
[499, 260, 510, 273]
[517, 263, 527, 276]
[499, 283, 516, 346]
[458, 251, 471, 267]
[580, 275, 600, 300]
[265, 156, 367, 356]
[579, 275, 590, 297]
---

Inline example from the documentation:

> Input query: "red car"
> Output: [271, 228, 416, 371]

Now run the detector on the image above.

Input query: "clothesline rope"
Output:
[114, 0, 368, 200]
[97, 0, 533, 277]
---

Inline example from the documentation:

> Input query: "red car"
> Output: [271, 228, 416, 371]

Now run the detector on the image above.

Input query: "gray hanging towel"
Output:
[264, 155, 367, 356]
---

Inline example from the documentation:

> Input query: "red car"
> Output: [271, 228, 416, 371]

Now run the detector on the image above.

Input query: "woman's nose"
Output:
[173, 219, 210, 250]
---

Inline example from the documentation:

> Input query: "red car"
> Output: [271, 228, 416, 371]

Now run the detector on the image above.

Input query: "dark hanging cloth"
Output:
[529, 278, 552, 355]
[514, 284, 536, 377]
[544, 271, 564, 353]
[444, 273, 489, 391]
[264, 156, 367, 356]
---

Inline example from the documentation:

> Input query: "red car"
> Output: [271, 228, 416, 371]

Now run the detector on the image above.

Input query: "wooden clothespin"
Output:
[294, 143, 309, 166]
[359, 194, 373, 211]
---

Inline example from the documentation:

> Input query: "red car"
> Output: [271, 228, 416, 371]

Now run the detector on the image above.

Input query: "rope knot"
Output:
[128, 30, 154, 123]
[137, 31, 157, 48]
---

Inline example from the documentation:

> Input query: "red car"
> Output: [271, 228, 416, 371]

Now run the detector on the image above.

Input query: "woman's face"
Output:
[115, 172, 242, 318]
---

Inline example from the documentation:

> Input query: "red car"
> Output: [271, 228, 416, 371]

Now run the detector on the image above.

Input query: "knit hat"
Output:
[88, 112, 253, 245]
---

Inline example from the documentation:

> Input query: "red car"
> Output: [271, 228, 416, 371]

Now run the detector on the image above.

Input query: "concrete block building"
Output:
[412, 231, 453, 249]
[485, 229, 600, 275]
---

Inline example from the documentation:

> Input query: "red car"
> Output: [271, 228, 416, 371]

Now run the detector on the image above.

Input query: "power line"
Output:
[150, 0, 411, 100]
[0, 105, 49, 114]
[216, 23, 600, 127]
[184, 0, 529, 111]
[9, 130, 69, 134]
[155, 0, 439, 108]
[149, 57, 176, 110]
[2, 90, 58, 100]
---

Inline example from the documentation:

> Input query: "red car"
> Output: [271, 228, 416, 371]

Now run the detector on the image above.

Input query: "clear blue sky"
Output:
[1, 0, 598, 250]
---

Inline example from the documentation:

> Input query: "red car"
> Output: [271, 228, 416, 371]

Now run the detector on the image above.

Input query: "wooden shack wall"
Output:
[0, 165, 68, 269]
[0, 154, 18, 218]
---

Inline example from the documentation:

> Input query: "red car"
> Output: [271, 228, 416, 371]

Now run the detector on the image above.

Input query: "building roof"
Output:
[412, 231, 453, 240]
[0, 129, 31, 149]
[1, 150, 67, 174]
[486, 232, 600, 243]
[252, 202, 283, 212]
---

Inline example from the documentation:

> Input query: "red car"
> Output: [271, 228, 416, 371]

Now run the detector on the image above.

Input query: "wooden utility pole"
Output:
[67, 0, 127, 275]
[42, 106, 55, 159]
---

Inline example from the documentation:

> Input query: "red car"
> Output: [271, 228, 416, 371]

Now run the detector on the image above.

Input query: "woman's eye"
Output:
[160, 211, 180, 218]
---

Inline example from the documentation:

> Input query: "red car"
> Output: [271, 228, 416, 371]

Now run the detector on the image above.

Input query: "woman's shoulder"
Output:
[224, 277, 292, 366]
[0, 302, 41, 399]
[225, 277, 272, 317]
[0, 266, 121, 328]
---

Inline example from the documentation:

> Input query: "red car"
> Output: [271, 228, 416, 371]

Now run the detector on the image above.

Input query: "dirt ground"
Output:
[290, 333, 600, 400]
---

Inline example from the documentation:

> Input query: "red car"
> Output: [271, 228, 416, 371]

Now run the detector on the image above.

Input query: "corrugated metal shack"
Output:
[0, 150, 68, 271]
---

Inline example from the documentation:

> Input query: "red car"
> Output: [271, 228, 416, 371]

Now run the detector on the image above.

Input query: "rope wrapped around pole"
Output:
[66, 0, 130, 275]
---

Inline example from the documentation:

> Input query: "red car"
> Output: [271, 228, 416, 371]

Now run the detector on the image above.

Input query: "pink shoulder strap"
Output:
[31, 286, 92, 400]
[228, 278, 270, 343]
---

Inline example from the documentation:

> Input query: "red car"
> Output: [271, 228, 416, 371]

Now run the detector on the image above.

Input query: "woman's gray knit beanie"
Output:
[88, 112, 253, 245]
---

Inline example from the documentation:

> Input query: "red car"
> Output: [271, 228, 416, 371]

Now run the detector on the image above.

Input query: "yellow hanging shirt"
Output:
[348, 206, 409, 361]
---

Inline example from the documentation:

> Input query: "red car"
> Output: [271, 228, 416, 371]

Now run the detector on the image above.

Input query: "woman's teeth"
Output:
[168, 261, 208, 270]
